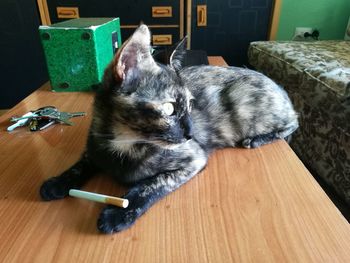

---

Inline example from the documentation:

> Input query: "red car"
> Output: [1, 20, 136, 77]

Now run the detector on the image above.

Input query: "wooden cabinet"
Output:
[37, 0, 276, 66]
[187, 0, 274, 66]
[38, 0, 184, 48]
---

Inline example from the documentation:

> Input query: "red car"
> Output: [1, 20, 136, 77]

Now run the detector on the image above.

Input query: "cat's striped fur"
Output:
[40, 25, 298, 233]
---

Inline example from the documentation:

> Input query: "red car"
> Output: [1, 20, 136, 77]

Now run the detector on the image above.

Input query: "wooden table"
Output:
[0, 57, 349, 262]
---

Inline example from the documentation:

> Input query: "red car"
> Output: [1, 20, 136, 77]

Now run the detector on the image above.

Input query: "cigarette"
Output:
[69, 189, 129, 208]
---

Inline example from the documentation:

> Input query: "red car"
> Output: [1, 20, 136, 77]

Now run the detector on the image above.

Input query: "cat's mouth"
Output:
[149, 130, 193, 146]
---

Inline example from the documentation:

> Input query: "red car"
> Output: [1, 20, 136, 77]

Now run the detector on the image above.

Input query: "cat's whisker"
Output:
[92, 133, 195, 151]
[92, 132, 168, 144]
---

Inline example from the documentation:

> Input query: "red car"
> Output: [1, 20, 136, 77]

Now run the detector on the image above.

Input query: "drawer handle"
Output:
[57, 7, 79, 19]
[152, 6, 172, 17]
[153, 35, 172, 45]
[197, 5, 207, 27]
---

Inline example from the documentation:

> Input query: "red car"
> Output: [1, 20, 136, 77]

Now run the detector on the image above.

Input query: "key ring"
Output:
[34, 106, 58, 117]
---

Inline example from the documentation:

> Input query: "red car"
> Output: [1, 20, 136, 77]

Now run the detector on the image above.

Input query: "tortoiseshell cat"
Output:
[40, 25, 298, 233]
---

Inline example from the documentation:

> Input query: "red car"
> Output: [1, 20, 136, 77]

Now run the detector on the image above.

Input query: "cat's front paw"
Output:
[97, 205, 138, 234]
[40, 177, 70, 201]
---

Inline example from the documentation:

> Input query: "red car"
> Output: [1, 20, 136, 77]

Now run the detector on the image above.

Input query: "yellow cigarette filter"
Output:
[69, 189, 129, 208]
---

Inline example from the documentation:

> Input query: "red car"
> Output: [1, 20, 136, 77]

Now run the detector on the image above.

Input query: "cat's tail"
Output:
[40, 152, 98, 201]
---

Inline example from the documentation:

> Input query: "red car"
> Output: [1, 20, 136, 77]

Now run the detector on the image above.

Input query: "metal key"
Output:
[7, 112, 34, 131]
[10, 106, 57, 122]
[38, 110, 86, 126]
[9, 107, 85, 129]
[36, 107, 59, 119]
[10, 112, 38, 122]
[57, 111, 86, 125]
[8, 106, 57, 131]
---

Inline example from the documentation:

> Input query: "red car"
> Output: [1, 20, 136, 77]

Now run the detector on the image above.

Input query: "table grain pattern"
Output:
[0, 56, 349, 263]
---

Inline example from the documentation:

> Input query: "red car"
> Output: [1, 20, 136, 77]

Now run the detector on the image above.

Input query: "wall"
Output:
[276, 0, 350, 40]
[0, 0, 48, 108]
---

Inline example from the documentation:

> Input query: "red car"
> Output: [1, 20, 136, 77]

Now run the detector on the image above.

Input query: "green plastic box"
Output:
[39, 18, 121, 92]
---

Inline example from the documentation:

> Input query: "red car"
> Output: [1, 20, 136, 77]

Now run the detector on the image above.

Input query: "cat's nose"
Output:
[184, 132, 193, 140]
[184, 125, 193, 140]
[181, 113, 193, 140]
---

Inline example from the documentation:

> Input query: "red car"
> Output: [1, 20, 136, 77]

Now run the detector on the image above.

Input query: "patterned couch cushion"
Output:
[248, 40, 350, 207]
[248, 41, 350, 100]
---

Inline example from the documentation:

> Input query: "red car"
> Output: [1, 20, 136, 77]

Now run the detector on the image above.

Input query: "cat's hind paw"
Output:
[242, 138, 252, 149]
[40, 177, 70, 201]
[97, 205, 138, 234]
[242, 137, 264, 148]
[242, 132, 278, 149]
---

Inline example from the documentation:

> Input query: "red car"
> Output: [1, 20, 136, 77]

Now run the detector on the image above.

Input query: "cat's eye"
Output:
[162, 102, 175, 116]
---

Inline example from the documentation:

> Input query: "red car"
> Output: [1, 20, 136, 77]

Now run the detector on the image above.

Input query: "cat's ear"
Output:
[113, 24, 160, 83]
[170, 36, 188, 72]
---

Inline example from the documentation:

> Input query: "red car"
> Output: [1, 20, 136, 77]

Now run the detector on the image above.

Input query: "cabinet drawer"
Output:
[152, 34, 172, 45]
[152, 6, 172, 18]
[46, 0, 180, 25]
[121, 27, 179, 47]
[56, 7, 79, 19]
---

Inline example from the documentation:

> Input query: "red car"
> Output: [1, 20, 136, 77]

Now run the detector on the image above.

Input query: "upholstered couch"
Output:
[248, 40, 350, 215]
